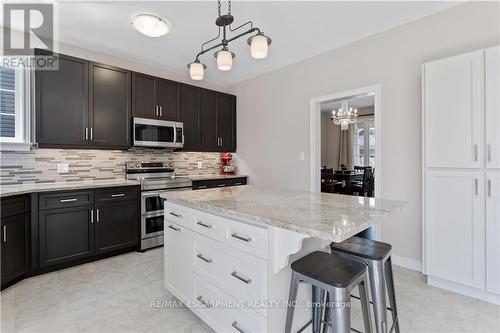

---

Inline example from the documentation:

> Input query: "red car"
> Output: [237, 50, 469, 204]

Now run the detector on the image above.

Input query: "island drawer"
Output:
[193, 275, 267, 333]
[39, 191, 94, 210]
[164, 203, 195, 229]
[224, 220, 269, 259]
[192, 211, 224, 240]
[193, 233, 268, 316]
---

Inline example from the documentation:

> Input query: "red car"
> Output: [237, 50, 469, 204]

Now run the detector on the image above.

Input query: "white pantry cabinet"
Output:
[425, 170, 485, 289]
[486, 47, 500, 170]
[423, 46, 500, 304]
[423, 50, 484, 169]
[486, 171, 500, 294]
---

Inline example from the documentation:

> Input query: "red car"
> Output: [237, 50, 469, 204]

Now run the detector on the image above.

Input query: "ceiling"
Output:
[5, 1, 460, 85]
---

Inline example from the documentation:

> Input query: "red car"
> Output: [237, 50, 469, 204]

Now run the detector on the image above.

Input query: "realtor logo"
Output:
[3, 3, 53, 55]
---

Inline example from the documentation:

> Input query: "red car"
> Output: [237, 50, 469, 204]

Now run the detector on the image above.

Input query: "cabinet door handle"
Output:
[196, 253, 213, 263]
[487, 144, 492, 163]
[90, 128, 93, 141]
[154, 106, 158, 116]
[488, 179, 492, 197]
[475, 179, 478, 196]
[474, 144, 478, 162]
[220, 137, 223, 147]
[110, 193, 125, 198]
[96, 209, 99, 222]
[231, 233, 252, 243]
[85, 127, 88, 141]
[231, 321, 249, 333]
[60, 198, 77, 203]
[159, 106, 163, 117]
[3, 225, 6, 243]
[197, 221, 212, 229]
[231, 271, 252, 284]
[168, 225, 180, 231]
[90, 209, 94, 224]
[169, 212, 182, 218]
[196, 296, 211, 308]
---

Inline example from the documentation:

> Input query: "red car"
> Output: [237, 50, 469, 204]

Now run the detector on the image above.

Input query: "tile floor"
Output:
[0, 248, 499, 333]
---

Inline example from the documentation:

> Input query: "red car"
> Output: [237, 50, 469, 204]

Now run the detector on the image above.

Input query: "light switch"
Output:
[57, 163, 69, 173]
[299, 152, 305, 161]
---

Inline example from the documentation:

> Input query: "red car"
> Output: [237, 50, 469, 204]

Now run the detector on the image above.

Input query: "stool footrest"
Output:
[351, 294, 394, 311]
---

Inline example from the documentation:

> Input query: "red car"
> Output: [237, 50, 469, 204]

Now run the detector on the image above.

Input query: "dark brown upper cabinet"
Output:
[89, 62, 131, 149]
[216, 93, 236, 152]
[35, 51, 131, 149]
[180, 85, 236, 153]
[36, 51, 89, 147]
[199, 89, 218, 151]
[181, 84, 200, 150]
[132, 73, 181, 121]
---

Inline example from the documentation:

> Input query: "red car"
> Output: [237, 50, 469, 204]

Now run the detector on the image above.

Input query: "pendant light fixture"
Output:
[188, 0, 272, 80]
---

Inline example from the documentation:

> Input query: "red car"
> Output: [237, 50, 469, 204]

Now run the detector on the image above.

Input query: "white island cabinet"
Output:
[161, 186, 403, 333]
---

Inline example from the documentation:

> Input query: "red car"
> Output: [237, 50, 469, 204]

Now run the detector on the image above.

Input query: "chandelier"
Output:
[331, 100, 358, 131]
[187, 0, 272, 80]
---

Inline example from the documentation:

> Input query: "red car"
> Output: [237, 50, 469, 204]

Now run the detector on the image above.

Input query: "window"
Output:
[352, 116, 375, 168]
[0, 65, 31, 150]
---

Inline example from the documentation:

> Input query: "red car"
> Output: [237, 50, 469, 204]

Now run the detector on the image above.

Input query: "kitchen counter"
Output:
[0, 179, 140, 197]
[161, 185, 404, 243]
[186, 174, 248, 181]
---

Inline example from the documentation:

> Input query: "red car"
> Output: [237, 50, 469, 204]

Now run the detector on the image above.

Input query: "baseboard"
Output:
[391, 255, 423, 272]
[428, 276, 500, 305]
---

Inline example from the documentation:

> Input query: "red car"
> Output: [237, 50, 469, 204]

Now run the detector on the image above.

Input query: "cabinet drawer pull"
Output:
[196, 296, 211, 308]
[231, 233, 252, 243]
[196, 253, 213, 263]
[234, 182, 243, 186]
[3, 225, 6, 243]
[474, 144, 478, 162]
[231, 321, 249, 333]
[488, 179, 492, 197]
[60, 198, 77, 203]
[169, 212, 182, 218]
[110, 193, 125, 198]
[231, 271, 252, 284]
[217, 184, 226, 187]
[197, 185, 208, 189]
[487, 144, 492, 163]
[475, 179, 478, 196]
[168, 225, 180, 231]
[197, 221, 212, 229]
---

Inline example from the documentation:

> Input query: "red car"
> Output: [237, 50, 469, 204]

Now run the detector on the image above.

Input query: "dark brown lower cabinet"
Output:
[38, 206, 94, 268]
[95, 199, 138, 254]
[1, 213, 29, 286]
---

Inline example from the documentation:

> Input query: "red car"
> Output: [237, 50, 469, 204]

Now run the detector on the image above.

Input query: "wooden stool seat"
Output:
[330, 236, 392, 261]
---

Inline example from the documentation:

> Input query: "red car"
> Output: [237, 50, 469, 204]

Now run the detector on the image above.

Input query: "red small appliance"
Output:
[220, 153, 236, 175]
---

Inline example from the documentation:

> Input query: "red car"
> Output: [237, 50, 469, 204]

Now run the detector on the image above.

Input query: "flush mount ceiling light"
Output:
[131, 14, 170, 37]
[187, 0, 272, 80]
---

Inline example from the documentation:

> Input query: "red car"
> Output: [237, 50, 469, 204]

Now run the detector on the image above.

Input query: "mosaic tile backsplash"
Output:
[0, 148, 224, 185]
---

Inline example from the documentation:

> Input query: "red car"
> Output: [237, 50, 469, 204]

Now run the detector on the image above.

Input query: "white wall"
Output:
[229, 2, 500, 262]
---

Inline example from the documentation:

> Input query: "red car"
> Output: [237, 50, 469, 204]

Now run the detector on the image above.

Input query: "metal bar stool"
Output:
[285, 251, 372, 333]
[330, 237, 399, 333]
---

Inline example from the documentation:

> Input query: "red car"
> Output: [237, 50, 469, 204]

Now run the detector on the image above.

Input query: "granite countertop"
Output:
[0, 179, 140, 197]
[160, 185, 405, 243]
[186, 174, 248, 181]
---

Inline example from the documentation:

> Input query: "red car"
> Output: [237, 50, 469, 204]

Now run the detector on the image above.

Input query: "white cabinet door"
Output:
[165, 221, 194, 302]
[425, 170, 485, 289]
[424, 50, 484, 168]
[486, 46, 500, 170]
[486, 171, 500, 294]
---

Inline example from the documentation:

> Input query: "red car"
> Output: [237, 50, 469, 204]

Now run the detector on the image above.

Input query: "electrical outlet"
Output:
[197, 161, 203, 169]
[57, 163, 69, 173]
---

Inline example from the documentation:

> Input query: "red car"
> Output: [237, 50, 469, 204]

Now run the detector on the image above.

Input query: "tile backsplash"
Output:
[0, 148, 224, 185]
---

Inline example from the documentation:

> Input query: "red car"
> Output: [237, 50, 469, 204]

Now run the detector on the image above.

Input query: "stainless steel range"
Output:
[126, 161, 192, 251]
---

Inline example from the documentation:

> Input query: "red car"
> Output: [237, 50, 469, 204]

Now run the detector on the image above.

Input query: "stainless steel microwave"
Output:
[133, 118, 184, 148]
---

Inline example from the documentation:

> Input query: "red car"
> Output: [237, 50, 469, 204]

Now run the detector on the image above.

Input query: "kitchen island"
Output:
[160, 186, 403, 333]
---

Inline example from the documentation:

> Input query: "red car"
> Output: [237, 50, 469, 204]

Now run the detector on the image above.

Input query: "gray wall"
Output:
[229, 2, 500, 262]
